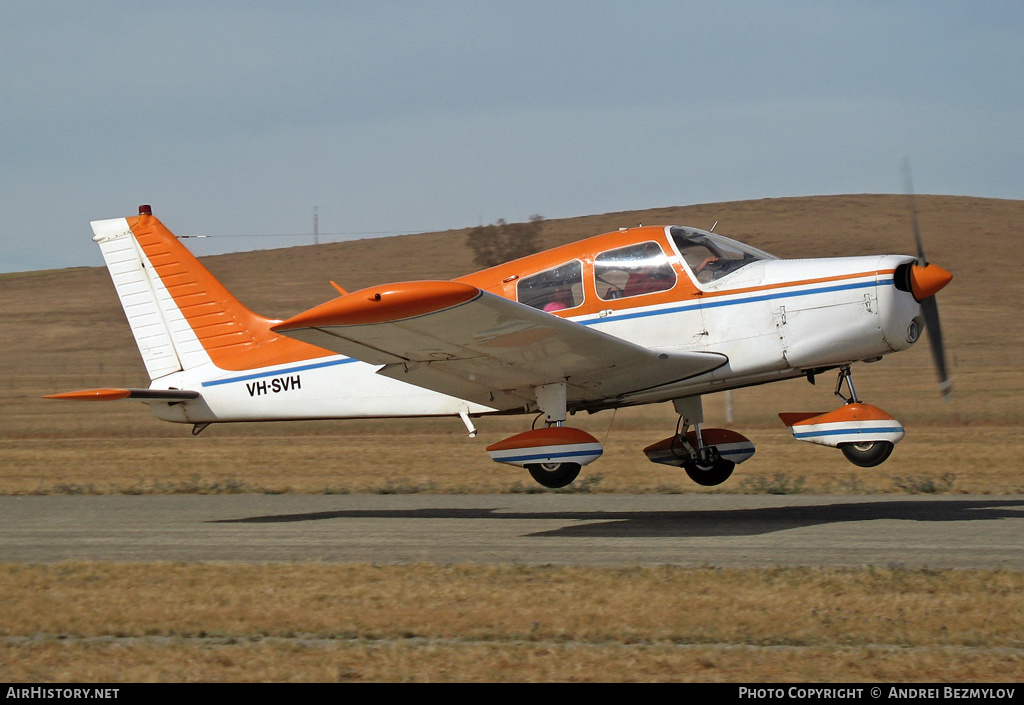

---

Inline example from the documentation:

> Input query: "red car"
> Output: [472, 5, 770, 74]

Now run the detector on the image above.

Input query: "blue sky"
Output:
[2, 1, 1022, 272]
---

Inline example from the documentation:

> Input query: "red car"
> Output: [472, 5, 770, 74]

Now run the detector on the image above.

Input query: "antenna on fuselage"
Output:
[710, 221, 718, 232]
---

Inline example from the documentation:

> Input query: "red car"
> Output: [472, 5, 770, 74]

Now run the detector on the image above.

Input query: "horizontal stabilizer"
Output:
[44, 388, 201, 402]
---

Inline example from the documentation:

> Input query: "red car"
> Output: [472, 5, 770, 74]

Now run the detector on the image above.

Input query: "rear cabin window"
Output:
[594, 241, 676, 300]
[517, 260, 584, 312]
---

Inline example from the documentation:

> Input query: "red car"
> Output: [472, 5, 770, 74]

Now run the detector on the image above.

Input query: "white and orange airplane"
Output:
[47, 205, 952, 489]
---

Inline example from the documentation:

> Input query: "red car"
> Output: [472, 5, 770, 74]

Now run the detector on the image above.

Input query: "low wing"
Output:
[272, 281, 726, 411]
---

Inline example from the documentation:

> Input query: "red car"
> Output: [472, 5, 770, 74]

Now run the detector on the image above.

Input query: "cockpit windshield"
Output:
[669, 226, 776, 284]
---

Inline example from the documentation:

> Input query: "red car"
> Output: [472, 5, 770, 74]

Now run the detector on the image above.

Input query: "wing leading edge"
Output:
[272, 281, 726, 411]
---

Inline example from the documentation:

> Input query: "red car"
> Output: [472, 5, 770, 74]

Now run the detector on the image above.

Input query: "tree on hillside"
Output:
[466, 215, 545, 268]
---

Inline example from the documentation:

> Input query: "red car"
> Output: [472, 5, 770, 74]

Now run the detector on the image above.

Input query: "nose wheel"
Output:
[781, 366, 905, 467]
[840, 440, 894, 467]
[833, 366, 895, 466]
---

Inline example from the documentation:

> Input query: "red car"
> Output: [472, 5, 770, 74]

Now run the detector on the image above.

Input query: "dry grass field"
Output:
[1, 563, 1022, 682]
[2, 194, 1022, 495]
[2, 194, 1023, 682]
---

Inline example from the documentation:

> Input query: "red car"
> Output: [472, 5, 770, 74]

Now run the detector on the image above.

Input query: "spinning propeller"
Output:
[903, 163, 953, 400]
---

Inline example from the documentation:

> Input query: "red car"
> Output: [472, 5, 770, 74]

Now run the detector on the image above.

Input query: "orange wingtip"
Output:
[274, 281, 480, 329]
[44, 388, 132, 401]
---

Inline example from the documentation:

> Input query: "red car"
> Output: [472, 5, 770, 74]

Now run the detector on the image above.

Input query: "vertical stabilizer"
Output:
[92, 216, 186, 378]
[91, 206, 286, 379]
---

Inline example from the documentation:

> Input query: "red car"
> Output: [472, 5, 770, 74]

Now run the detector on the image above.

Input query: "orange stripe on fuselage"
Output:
[698, 268, 896, 304]
[139, 218, 893, 374]
[456, 226, 894, 320]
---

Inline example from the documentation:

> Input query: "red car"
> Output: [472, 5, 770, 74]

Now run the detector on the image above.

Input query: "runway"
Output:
[2, 494, 1022, 568]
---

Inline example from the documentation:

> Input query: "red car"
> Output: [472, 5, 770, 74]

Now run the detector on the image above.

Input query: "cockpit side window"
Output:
[517, 260, 584, 312]
[594, 241, 676, 301]
[670, 227, 775, 284]
[676, 240, 723, 280]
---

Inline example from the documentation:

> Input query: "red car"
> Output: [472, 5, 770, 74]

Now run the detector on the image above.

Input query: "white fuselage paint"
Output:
[148, 254, 923, 424]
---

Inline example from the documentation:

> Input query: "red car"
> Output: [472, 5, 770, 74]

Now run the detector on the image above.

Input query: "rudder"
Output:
[91, 205, 279, 379]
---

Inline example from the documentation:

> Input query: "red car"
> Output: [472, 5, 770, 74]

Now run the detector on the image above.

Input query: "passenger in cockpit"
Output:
[624, 264, 674, 297]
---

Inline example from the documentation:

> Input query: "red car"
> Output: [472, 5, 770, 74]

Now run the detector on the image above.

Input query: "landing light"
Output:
[907, 318, 922, 344]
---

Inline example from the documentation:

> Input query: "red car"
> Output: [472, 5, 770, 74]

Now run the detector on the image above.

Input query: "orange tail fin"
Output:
[92, 205, 327, 379]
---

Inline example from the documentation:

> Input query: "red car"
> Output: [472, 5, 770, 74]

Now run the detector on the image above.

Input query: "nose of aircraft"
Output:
[891, 258, 953, 400]
[908, 263, 952, 301]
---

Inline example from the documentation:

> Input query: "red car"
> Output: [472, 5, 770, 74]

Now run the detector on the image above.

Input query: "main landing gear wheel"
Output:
[840, 441, 894, 468]
[682, 450, 736, 487]
[526, 462, 582, 489]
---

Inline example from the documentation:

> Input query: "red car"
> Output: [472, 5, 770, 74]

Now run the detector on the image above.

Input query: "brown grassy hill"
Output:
[2, 194, 1022, 494]
[4, 194, 1020, 380]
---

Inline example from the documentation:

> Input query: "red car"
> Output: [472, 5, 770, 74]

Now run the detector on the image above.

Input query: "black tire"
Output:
[840, 441, 894, 468]
[526, 462, 582, 489]
[683, 455, 736, 486]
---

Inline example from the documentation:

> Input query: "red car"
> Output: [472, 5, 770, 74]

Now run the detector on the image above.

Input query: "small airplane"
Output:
[47, 204, 952, 489]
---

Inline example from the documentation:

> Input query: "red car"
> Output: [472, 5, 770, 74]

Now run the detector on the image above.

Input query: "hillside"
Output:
[2, 194, 1022, 495]
[4, 194, 1021, 379]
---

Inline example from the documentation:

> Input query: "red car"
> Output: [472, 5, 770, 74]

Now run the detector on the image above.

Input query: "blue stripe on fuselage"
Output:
[580, 278, 889, 326]
[199, 278, 888, 388]
[201, 356, 358, 388]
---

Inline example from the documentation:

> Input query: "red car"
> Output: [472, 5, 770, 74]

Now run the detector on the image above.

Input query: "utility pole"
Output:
[313, 206, 319, 245]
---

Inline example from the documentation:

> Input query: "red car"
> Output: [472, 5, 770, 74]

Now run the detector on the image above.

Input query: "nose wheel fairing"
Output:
[780, 366, 906, 455]
[779, 403, 905, 449]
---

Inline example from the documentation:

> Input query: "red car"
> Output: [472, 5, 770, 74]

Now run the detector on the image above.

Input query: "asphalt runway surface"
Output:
[1, 494, 1022, 568]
